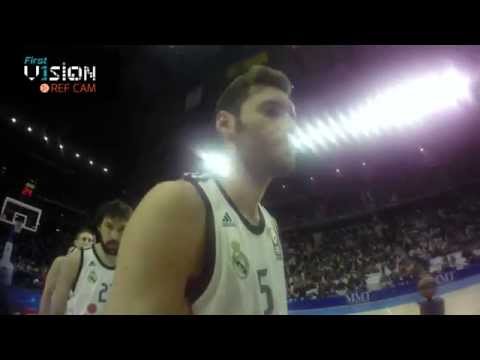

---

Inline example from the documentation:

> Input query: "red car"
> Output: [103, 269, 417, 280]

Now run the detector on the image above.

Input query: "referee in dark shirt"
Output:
[417, 275, 445, 315]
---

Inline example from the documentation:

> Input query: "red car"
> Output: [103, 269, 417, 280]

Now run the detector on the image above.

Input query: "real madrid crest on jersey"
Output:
[269, 226, 283, 260]
[87, 270, 97, 284]
[230, 241, 250, 279]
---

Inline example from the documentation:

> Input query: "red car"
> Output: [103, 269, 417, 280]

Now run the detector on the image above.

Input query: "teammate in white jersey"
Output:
[106, 65, 296, 315]
[67, 230, 96, 255]
[38, 227, 95, 315]
[50, 200, 132, 315]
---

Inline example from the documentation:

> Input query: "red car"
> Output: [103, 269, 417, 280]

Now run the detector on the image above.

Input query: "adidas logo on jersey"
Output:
[222, 212, 236, 227]
[269, 227, 283, 261]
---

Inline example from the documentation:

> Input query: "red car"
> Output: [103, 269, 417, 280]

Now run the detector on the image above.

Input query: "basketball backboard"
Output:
[0, 197, 42, 233]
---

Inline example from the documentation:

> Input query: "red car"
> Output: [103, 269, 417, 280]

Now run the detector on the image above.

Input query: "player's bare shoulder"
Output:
[51, 256, 65, 269]
[107, 179, 207, 314]
[120, 179, 206, 257]
[152, 179, 204, 208]
[61, 247, 82, 274]
[49, 256, 66, 277]
[143, 179, 206, 230]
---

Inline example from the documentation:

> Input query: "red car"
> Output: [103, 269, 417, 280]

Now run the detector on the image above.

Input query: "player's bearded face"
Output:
[235, 86, 297, 177]
[98, 217, 127, 256]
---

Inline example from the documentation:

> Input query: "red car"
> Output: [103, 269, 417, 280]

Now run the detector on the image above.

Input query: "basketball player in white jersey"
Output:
[67, 230, 96, 255]
[106, 65, 296, 315]
[50, 200, 132, 315]
[38, 228, 95, 315]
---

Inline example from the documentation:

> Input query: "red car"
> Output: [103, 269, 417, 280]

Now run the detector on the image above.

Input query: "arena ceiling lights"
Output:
[6, 116, 111, 175]
[290, 66, 473, 153]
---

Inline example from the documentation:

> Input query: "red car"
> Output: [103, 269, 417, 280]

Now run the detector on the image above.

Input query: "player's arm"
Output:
[50, 251, 81, 315]
[105, 180, 205, 315]
[38, 256, 64, 315]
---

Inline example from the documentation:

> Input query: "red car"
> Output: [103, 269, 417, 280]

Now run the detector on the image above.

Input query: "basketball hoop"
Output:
[0, 197, 42, 233]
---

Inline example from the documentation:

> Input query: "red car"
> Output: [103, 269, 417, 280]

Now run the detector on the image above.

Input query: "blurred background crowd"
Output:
[281, 182, 480, 301]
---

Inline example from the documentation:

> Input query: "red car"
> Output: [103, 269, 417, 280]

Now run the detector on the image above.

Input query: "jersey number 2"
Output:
[98, 283, 109, 303]
[257, 269, 273, 315]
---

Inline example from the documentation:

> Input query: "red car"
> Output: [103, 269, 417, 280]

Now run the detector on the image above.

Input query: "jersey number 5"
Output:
[98, 283, 109, 303]
[257, 269, 273, 315]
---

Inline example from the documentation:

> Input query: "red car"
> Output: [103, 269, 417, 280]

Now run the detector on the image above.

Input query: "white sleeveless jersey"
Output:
[185, 174, 288, 315]
[65, 246, 115, 315]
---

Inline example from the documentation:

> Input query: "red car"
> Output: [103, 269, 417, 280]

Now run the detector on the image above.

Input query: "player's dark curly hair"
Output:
[74, 226, 95, 237]
[93, 199, 132, 229]
[72, 226, 95, 245]
[215, 65, 293, 118]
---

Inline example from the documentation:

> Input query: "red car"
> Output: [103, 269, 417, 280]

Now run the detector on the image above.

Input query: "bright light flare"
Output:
[295, 127, 316, 151]
[315, 120, 337, 145]
[288, 133, 303, 151]
[198, 151, 232, 178]
[305, 123, 327, 149]
[290, 66, 472, 154]
[328, 116, 348, 141]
